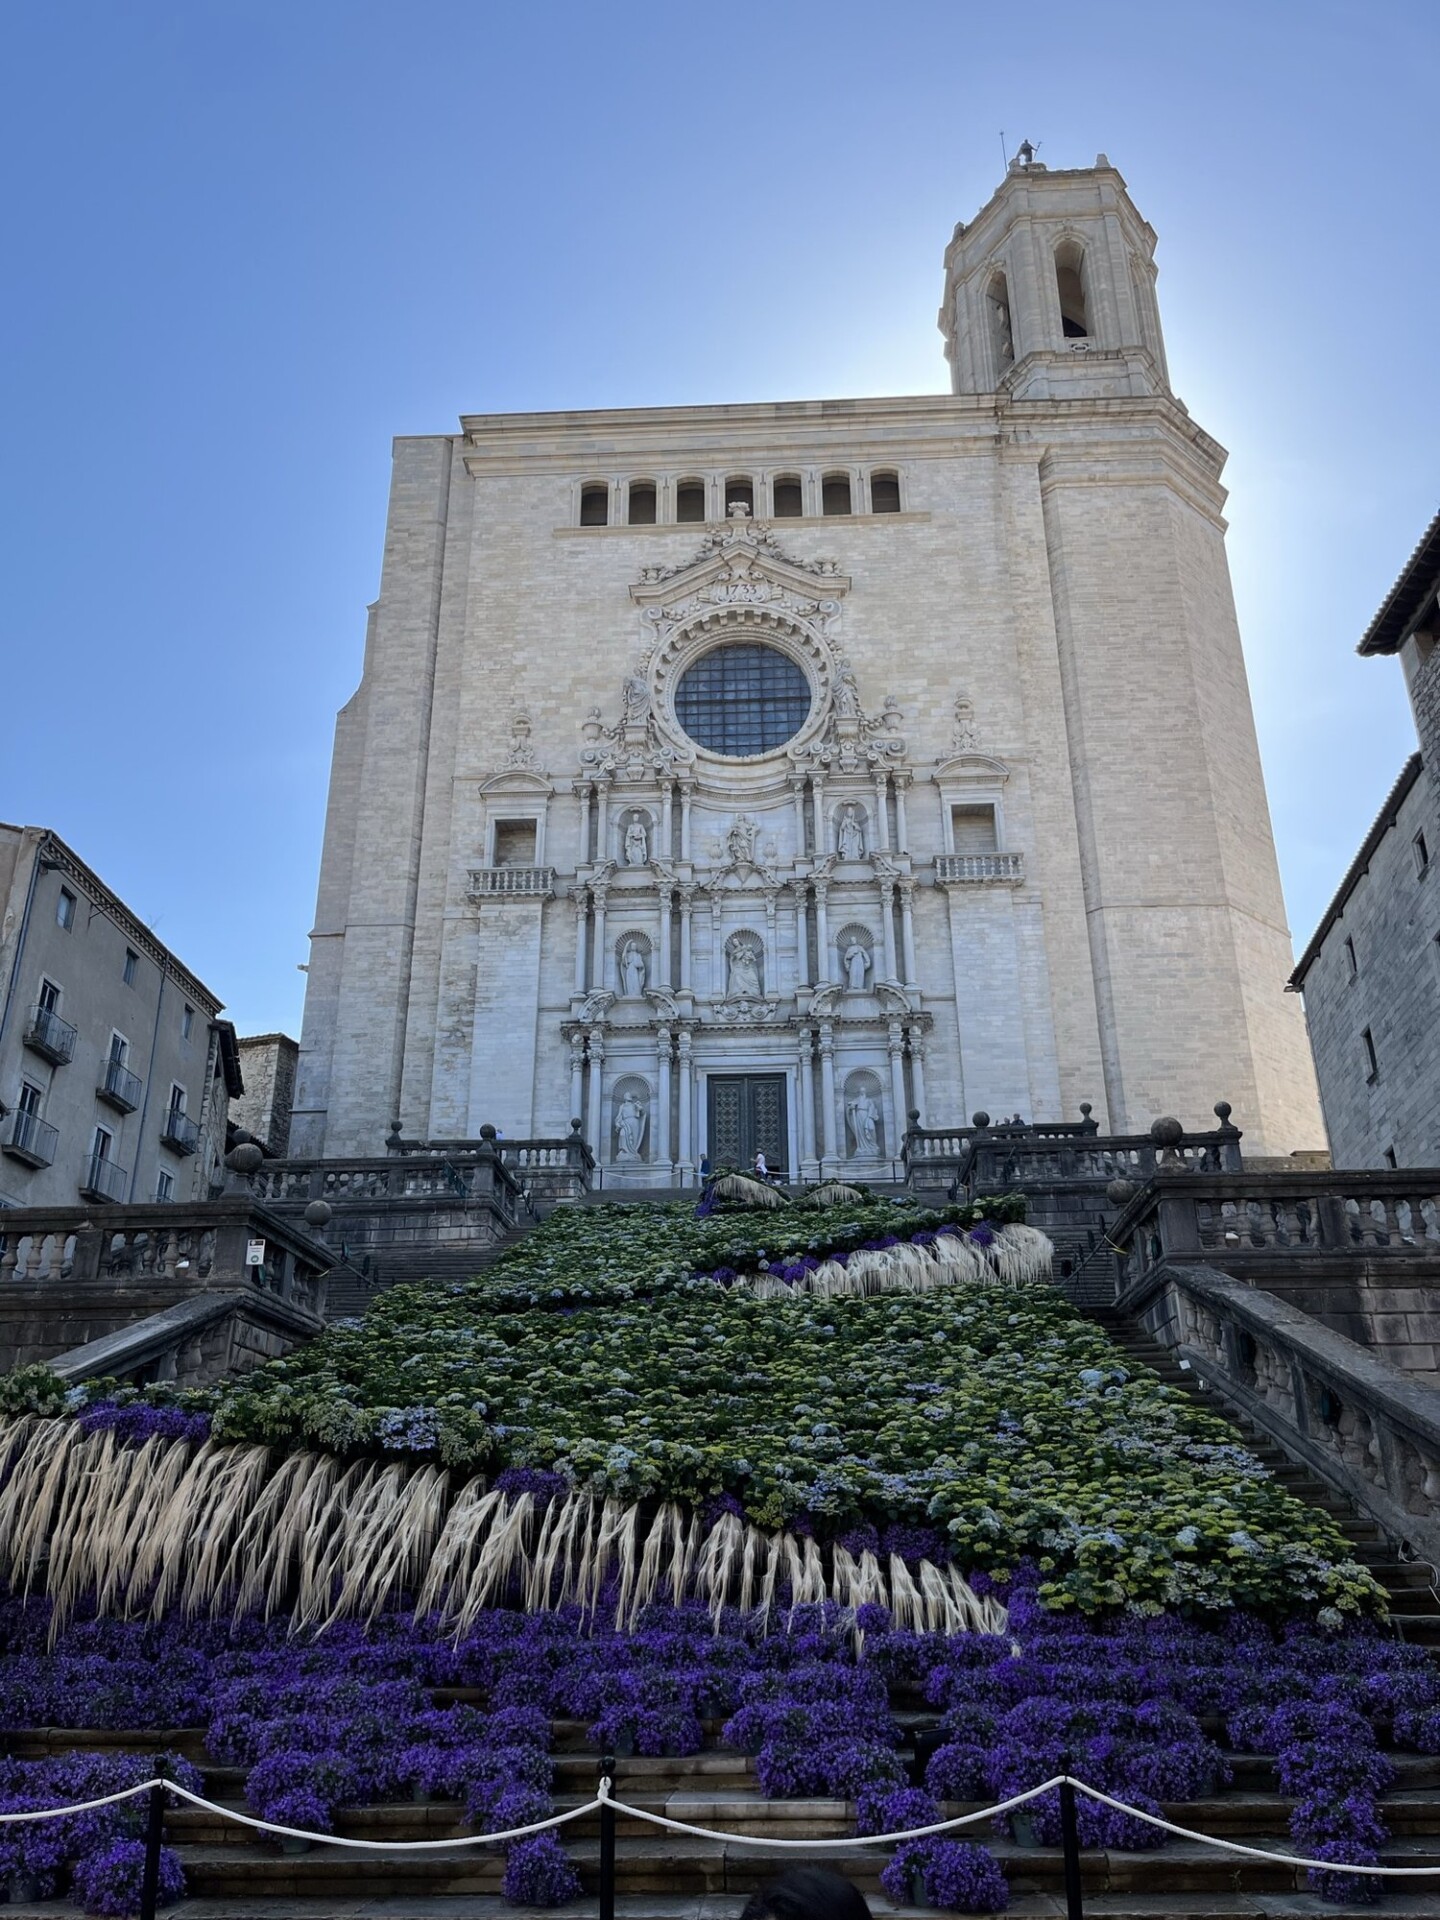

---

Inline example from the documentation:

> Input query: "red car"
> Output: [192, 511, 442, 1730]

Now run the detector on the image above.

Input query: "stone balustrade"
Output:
[465, 865, 556, 899]
[1122, 1260, 1440, 1575]
[0, 1198, 331, 1376]
[1111, 1171, 1440, 1379]
[933, 852, 1026, 884]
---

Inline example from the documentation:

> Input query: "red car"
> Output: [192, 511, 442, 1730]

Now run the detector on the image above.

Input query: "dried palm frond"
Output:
[809, 1181, 866, 1206]
[0, 1418, 1009, 1641]
[709, 1172, 788, 1209]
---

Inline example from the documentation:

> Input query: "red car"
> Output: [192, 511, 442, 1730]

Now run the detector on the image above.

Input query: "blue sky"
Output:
[2, 0, 1435, 1040]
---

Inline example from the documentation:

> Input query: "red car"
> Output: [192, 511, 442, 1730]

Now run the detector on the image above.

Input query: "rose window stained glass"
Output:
[674, 644, 812, 756]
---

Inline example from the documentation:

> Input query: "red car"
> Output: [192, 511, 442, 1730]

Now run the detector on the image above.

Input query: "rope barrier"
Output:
[2, 1770, 1436, 1877]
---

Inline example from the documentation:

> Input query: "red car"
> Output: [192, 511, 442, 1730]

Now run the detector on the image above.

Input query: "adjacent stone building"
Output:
[230, 1032, 299, 1158]
[1290, 511, 1440, 1167]
[0, 825, 238, 1207]
[293, 153, 1323, 1177]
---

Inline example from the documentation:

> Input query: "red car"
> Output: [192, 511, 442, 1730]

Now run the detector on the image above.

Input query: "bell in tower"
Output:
[938, 152, 1171, 401]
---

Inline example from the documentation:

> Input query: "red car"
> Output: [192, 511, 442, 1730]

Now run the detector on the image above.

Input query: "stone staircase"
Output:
[10, 1703, 1440, 1918]
[1086, 1305, 1440, 1647]
[323, 1226, 533, 1319]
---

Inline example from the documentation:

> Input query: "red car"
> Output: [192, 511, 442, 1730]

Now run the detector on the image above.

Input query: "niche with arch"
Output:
[835, 923, 875, 994]
[1054, 240, 1090, 339]
[723, 929, 766, 999]
[822, 473, 853, 516]
[676, 479, 707, 523]
[987, 271, 1015, 377]
[833, 801, 869, 862]
[610, 1075, 652, 1164]
[843, 1069, 886, 1159]
[617, 808, 655, 867]
[627, 480, 657, 526]
[615, 931, 652, 999]
[724, 475, 755, 516]
[772, 474, 803, 517]
[580, 482, 610, 526]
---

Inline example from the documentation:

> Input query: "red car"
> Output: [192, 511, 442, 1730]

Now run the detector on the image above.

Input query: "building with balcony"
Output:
[1290, 511, 1440, 1168]
[0, 824, 242, 1207]
[293, 153, 1323, 1179]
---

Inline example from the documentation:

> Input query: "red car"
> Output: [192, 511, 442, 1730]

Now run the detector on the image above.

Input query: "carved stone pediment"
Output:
[631, 519, 849, 611]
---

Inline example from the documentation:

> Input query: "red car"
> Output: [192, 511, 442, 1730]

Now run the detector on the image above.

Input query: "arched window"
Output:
[627, 480, 656, 526]
[771, 474, 803, 517]
[822, 473, 852, 516]
[580, 483, 609, 527]
[1054, 241, 1089, 339]
[987, 271, 1015, 376]
[724, 475, 755, 516]
[676, 478, 706, 523]
[870, 470, 901, 514]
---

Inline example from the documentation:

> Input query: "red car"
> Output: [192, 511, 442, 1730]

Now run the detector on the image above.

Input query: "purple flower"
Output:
[501, 1834, 582, 1905]
[71, 1839, 186, 1916]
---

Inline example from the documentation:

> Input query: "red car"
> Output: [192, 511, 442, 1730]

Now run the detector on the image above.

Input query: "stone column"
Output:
[586, 1031, 605, 1156]
[795, 884, 811, 986]
[710, 899, 724, 994]
[677, 1029, 693, 1178]
[879, 881, 898, 982]
[678, 887, 694, 991]
[680, 784, 693, 862]
[657, 888, 672, 989]
[818, 1023, 837, 1167]
[577, 784, 592, 865]
[910, 1031, 927, 1125]
[887, 1021, 908, 1162]
[873, 773, 891, 852]
[595, 779, 611, 865]
[592, 887, 609, 993]
[573, 889, 590, 994]
[813, 882, 831, 983]
[811, 774, 827, 857]
[797, 1027, 817, 1175]
[893, 775, 910, 854]
[899, 881, 917, 987]
[661, 783, 674, 863]
[569, 1033, 585, 1122]
[656, 1026, 672, 1172]
[790, 776, 809, 853]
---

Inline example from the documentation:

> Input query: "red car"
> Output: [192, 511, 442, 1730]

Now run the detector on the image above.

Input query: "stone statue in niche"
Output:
[837, 805, 866, 862]
[842, 938, 871, 992]
[621, 674, 650, 723]
[614, 1090, 648, 1161]
[619, 939, 647, 998]
[726, 816, 758, 865]
[835, 668, 860, 717]
[847, 1090, 881, 1157]
[727, 936, 763, 999]
[623, 818, 649, 866]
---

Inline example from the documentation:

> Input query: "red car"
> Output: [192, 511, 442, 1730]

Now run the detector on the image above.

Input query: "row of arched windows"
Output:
[578, 468, 903, 528]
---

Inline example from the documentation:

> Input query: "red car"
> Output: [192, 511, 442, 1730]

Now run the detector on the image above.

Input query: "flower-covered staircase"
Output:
[10, 1694, 1440, 1918]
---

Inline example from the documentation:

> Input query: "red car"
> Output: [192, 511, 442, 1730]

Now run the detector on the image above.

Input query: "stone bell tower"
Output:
[939, 149, 1170, 401]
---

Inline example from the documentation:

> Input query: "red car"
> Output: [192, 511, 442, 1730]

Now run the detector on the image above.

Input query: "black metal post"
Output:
[599, 1749, 616, 1920]
[138, 1767, 165, 1920]
[1058, 1776, 1084, 1920]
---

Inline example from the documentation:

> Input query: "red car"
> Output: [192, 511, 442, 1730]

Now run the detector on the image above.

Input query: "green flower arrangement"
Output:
[177, 1197, 1377, 1617]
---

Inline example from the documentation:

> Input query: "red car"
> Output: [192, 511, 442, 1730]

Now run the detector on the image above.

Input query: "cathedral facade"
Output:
[292, 155, 1322, 1174]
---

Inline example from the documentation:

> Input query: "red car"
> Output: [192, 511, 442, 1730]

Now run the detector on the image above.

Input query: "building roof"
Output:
[1358, 508, 1440, 655]
[1288, 753, 1425, 988]
[216, 1021, 245, 1100]
[0, 821, 224, 1016]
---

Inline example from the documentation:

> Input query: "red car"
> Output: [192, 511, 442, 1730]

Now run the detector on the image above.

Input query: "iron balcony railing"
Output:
[23, 1003, 77, 1065]
[161, 1107, 201, 1155]
[2, 1109, 59, 1169]
[80, 1152, 129, 1203]
[97, 1057, 143, 1113]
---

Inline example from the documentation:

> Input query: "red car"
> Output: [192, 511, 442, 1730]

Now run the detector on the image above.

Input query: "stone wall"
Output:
[232, 1033, 299, 1157]
[1298, 765, 1440, 1167]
